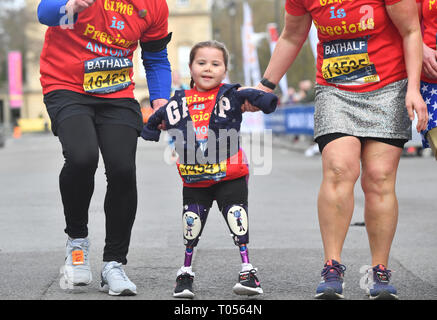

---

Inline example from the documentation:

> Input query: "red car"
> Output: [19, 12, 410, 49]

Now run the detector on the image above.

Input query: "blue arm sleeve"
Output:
[37, 0, 78, 27]
[142, 48, 172, 103]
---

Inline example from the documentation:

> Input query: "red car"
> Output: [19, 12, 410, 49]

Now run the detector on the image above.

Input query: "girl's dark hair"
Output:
[189, 40, 229, 88]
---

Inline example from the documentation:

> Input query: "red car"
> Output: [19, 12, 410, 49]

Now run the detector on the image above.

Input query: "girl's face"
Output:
[190, 47, 227, 92]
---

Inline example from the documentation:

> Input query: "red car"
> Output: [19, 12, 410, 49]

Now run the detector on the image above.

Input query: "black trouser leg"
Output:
[57, 115, 99, 238]
[97, 124, 138, 265]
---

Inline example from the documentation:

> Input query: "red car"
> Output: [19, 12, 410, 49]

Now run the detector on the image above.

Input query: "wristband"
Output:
[260, 78, 276, 90]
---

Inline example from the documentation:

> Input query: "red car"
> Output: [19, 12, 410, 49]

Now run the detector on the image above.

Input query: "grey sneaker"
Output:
[100, 261, 137, 296]
[60, 237, 92, 287]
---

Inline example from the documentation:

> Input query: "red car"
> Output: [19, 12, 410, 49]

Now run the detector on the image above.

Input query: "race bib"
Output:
[83, 57, 133, 94]
[322, 37, 380, 86]
[179, 162, 227, 183]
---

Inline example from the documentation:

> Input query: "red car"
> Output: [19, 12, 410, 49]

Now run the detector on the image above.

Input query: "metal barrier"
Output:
[264, 103, 315, 135]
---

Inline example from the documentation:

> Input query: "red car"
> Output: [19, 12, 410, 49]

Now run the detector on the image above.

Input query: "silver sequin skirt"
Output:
[314, 79, 411, 140]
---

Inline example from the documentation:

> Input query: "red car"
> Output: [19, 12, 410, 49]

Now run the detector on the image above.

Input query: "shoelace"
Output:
[177, 273, 193, 287]
[249, 270, 260, 284]
[178, 273, 193, 280]
[240, 269, 259, 283]
[373, 265, 392, 284]
[104, 262, 129, 281]
[359, 265, 394, 290]
[321, 263, 346, 282]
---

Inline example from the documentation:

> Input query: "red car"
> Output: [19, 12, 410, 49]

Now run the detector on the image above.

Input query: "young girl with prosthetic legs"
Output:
[141, 40, 277, 298]
[178, 178, 257, 298]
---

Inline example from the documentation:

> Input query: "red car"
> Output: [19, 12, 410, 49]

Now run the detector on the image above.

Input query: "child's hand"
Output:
[241, 99, 260, 112]
[152, 99, 168, 130]
[238, 87, 260, 112]
[158, 121, 167, 130]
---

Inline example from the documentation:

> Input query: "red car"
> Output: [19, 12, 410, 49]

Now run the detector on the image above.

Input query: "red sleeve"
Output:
[140, 0, 169, 42]
[384, 0, 403, 5]
[285, 0, 307, 16]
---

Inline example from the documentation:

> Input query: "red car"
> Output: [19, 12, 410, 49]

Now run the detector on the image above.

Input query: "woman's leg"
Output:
[317, 136, 362, 263]
[360, 140, 402, 267]
[96, 124, 139, 265]
[57, 114, 99, 238]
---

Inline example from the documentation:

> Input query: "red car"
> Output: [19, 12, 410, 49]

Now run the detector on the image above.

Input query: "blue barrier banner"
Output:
[264, 104, 314, 135]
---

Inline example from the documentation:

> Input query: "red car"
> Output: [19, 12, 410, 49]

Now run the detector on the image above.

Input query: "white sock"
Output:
[177, 266, 195, 277]
[241, 263, 254, 272]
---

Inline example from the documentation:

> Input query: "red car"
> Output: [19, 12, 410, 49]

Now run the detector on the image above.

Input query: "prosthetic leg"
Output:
[221, 204, 263, 296]
[174, 203, 210, 298]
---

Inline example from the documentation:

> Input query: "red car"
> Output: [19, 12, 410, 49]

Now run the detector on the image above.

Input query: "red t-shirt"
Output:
[419, 0, 437, 83]
[285, 0, 407, 92]
[186, 86, 219, 140]
[176, 86, 249, 188]
[40, 0, 169, 98]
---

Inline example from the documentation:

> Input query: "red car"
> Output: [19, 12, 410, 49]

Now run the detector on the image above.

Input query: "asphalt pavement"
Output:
[0, 133, 436, 303]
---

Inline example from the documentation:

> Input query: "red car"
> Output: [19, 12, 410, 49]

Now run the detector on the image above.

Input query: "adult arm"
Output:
[242, 12, 312, 112]
[387, 0, 428, 132]
[259, 12, 312, 91]
[141, 34, 172, 110]
[37, 0, 68, 26]
[140, 1, 172, 111]
[37, 0, 93, 26]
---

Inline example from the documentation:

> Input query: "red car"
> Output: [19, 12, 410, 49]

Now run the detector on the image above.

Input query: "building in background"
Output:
[19, 0, 212, 127]
[136, 0, 212, 107]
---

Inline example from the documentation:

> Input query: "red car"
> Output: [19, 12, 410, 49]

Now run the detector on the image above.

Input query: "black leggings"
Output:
[57, 115, 138, 264]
